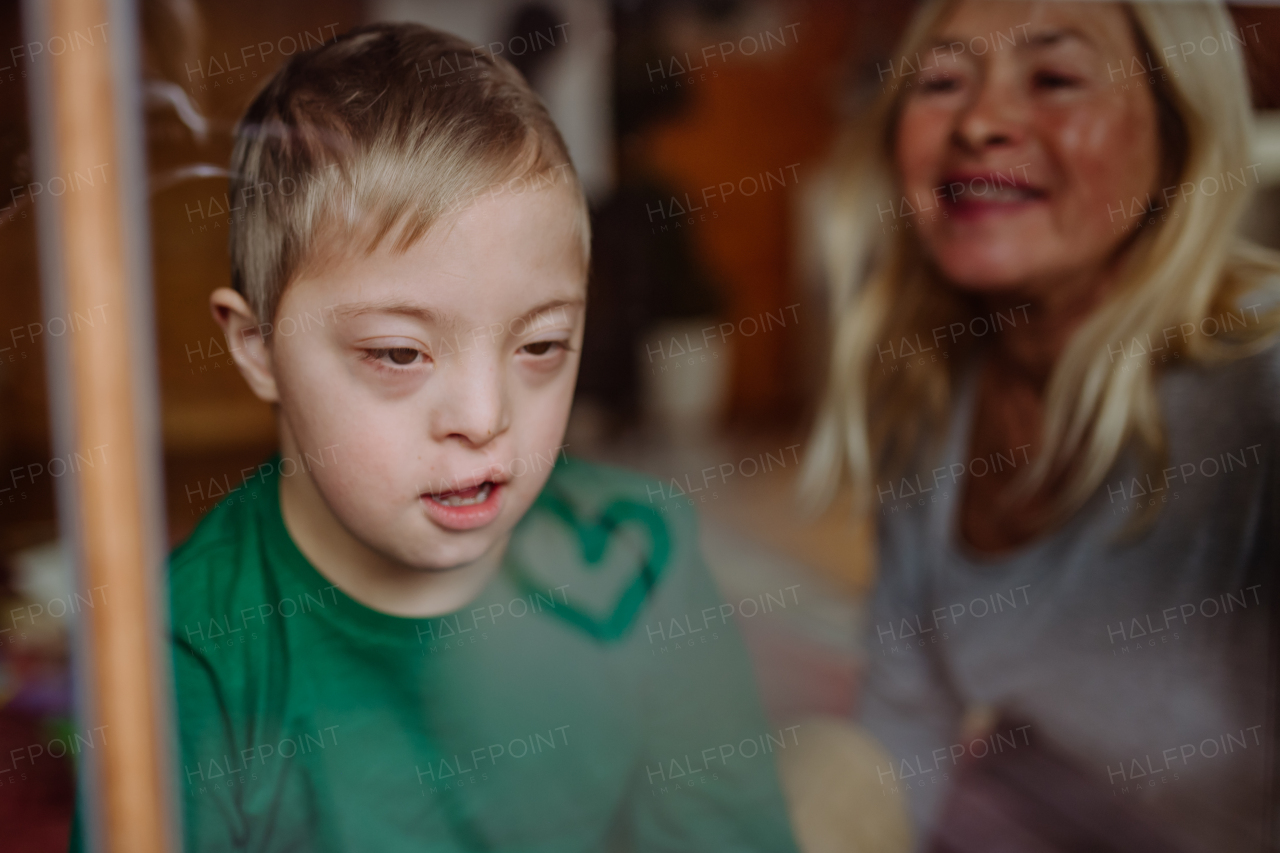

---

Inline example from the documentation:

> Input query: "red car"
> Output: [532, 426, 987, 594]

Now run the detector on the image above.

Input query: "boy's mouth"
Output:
[420, 479, 504, 531]
[428, 482, 493, 507]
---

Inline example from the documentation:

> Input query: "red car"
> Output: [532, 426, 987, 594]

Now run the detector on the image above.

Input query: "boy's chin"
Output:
[392, 528, 504, 573]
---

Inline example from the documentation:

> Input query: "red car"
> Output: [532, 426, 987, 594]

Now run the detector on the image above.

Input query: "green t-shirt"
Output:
[77, 456, 799, 852]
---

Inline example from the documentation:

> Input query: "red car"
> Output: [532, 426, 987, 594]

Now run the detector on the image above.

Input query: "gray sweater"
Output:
[861, 342, 1278, 852]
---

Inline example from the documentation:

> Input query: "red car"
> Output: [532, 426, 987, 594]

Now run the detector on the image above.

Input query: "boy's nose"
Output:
[429, 356, 511, 447]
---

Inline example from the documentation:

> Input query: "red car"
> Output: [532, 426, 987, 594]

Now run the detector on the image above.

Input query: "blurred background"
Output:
[1, 1, 1278, 849]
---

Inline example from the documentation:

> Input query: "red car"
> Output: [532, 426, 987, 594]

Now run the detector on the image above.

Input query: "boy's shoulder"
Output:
[507, 456, 703, 642]
[166, 467, 279, 632]
[171, 460, 278, 555]
[163, 456, 712, 644]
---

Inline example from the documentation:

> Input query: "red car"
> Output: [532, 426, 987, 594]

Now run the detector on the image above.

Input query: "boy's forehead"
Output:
[293, 183, 588, 326]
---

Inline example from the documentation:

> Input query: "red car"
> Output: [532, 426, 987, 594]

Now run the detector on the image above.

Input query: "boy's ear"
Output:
[210, 288, 279, 403]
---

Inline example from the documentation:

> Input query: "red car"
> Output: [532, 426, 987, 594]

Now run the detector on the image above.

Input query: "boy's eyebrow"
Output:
[333, 302, 444, 324]
[513, 298, 585, 328]
[330, 297, 583, 329]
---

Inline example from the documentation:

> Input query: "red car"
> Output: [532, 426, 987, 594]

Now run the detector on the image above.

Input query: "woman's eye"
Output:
[521, 341, 563, 356]
[1033, 71, 1078, 90]
[919, 75, 962, 94]
[369, 347, 424, 366]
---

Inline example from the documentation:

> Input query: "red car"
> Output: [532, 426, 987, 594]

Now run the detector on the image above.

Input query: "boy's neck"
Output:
[275, 435, 506, 619]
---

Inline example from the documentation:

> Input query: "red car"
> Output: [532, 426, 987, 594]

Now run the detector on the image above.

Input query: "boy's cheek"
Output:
[519, 380, 575, 440]
[275, 348, 574, 559]
[276, 348, 396, 447]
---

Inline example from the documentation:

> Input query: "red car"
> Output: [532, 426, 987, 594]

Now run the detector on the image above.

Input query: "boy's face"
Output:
[261, 183, 586, 572]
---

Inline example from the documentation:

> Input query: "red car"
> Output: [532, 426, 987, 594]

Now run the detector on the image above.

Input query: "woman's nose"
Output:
[953, 75, 1025, 152]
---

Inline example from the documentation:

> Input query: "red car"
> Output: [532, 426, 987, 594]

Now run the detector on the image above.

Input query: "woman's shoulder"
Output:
[1160, 333, 1280, 469]
[1165, 332, 1280, 416]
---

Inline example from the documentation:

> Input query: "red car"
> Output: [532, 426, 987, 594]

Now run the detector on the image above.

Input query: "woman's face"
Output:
[895, 1, 1161, 294]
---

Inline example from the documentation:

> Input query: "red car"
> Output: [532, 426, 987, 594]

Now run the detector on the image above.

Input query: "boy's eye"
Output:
[369, 347, 425, 366]
[521, 341, 563, 356]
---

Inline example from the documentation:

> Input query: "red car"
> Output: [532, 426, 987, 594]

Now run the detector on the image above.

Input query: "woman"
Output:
[802, 2, 1279, 850]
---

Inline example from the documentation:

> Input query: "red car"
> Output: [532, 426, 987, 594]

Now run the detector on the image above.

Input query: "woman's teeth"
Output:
[975, 186, 1039, 203]
[430, 482, 493, 507]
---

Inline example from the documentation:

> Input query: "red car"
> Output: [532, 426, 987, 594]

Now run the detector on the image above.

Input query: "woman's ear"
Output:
[210, 288, 279, 403]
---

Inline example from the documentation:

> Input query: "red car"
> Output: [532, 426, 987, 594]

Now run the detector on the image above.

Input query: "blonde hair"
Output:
[801, 0, 1280, 522]
[228, 22, 589, 326]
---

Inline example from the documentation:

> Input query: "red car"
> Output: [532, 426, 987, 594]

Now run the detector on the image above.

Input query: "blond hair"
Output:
[801, 0, 1280, 522]
[228, 22, 589, 326]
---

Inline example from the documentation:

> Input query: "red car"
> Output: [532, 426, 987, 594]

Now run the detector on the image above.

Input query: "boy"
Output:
[77, 23, 800, 853]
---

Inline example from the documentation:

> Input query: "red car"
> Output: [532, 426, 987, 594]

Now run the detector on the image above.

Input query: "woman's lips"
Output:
[938, 173, 1048, 220]
[420, 480, 504, 531]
